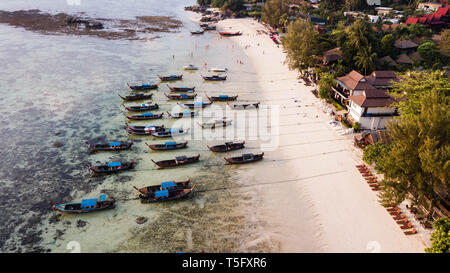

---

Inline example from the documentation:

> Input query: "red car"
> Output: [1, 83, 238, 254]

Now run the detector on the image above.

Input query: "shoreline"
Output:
[215, 18, 426, 252]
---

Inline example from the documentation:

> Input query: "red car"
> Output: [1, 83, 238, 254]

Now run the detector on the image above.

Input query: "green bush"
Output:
[352, 122, 361, 131]
[425, 218, 450, 253]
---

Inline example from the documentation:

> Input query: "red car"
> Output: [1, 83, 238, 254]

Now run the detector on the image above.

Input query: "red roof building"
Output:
[405, 5, 450, 27]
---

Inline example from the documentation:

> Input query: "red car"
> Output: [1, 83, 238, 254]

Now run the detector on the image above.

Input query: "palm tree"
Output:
[354, 46, 377, 76]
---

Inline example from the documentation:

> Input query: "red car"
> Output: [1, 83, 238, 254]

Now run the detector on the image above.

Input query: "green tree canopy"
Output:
[425, 218, 450, 253]
[261, 0, 289, 28]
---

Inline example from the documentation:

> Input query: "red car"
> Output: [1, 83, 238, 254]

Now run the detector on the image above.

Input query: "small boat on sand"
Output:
[146, 141, 188, 151]
[206, 94, 238, 101]
[207, 141, 245, 152]
[191, 30, 204, 34]
[224, 153, 264, 164]
[86, 141, 133, 153]
[209, 68, 228, 72]
[177, 101, 212, 109]
[88, 161, 135, 174]
[227, 102, 260, 109]
[201, 74, 227, 81]
[118, 93, 153, 101]
[219, 31, 242, 36]
[167, 85, 195, 92]
[52, 194, 115, 213]
[123, 103, 159, 112]
[133, 180, 191, 196]
[127, 82, 158, 90]
[152, 154, 200, 168]
[184, 64, 198, 70]
[198, 118, 232, 128]
[201, 25, 216, 31]
[167, 110, 199, 118]
[152, 128, 189, 138]
[158, 74, 183, 81]
[125, 112, 164, 120]
[137, 184, 196, 203]
[165, 93, 197, 100]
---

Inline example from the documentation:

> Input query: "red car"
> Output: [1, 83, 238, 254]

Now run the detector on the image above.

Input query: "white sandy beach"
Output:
[215, 18, 426, 253]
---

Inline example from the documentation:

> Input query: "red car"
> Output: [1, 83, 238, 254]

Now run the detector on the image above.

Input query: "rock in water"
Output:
[53, 142, 63, 147]
[136, 217, 147, 224]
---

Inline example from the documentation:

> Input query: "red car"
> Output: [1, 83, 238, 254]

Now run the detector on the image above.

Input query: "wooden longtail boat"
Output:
[127, 82, 158, 90]
[118, 93, 153, 101]
[125, 112, 164, 120]
[146, 141, 188, 151]
[201, 74, 227, 81]
[191, 30, 204, 34]
[133, 179, 191, 196]
[227, 102, 260, 109]
[138, 184, 196, 203]
[158, 74, 183, 81]
[207, 141, 245, 152]
[52, 194, 115, 213]
[167, 85, 195, 92]
[177, 101, 212, 109]
[126, 126, 165, 136]
[85, 141, 133, 152]
[167, 110, 199, 118]
[165, 93, 197, 100]
[202, 25, 216, 30]
[209, 67, 228, 72]
[198, 118, 232, 128]
[152, 128, 190, 138]
[219, 31, 242, 36]
[126, 124, 165, 132]
[224, 153, 264, 164]
[152, 154, 200, 168]
[123, 103, 159, 112]
[88, 161, 135, 174]
[206, 94, 238, 101]
[184, 64, 198, 70]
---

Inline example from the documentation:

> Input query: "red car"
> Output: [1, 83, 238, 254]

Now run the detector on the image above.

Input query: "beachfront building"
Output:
[366, 71, 398, 89]
[375, 7, 393, 16]
[417, 2, 446, 13]
[394, 39, 419, 54]
[347, 89, 397, 130]
[405, 5, 449, 29]
[332, 70, 377, 105]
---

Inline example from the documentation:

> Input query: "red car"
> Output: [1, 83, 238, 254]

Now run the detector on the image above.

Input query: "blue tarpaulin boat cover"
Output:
[155, 190, 169, 198]
[165, 142, 176, 145]
[194, 102, 203, 105]
[142, 113, 154, 116]
[108, 161, 121, 167]
[219, 95, 228, 98]
[182, 110, 192, 114]
[169, 129, 179, 133]
[170, 75, 176, 77]
[99, 194, 106, 201]
[109, 142, 121, 146]
[161, 181, 176, 189]
[81, 198, 97, 208]
[141, 104, 148, 107]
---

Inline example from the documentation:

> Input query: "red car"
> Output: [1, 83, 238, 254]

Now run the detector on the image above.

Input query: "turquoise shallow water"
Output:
[0, 0, 275, 252]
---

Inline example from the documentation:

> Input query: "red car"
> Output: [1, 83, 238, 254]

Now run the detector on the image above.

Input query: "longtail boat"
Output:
[177, 101, 212, 109]
[88, 161, 135, 174]
[198, 118, 232, 128]
[138, 184, 196, 203]
[152, 154, 200, 168]
[165, 93, 197, 100]
[152, 128, 189, 138]
[123, 103, 159, 112]
[206, 94, 238, 101]
[219, 31, 242, 36]
[127, 82, 158, 90]
[158, 74, 183, 81]
[207, 141, 245, 152]
[202, 25, 216, 31]
[118, 93, 153, 101]
[126, 126, 165, 136]
[224, 153, 264, 164]
[167, 110, 199, 118]
[209, 67, 228, 72]
[133, 180, 191, 196]
[126, 124, 165, 132]
[227, 102, 260, 109]
[184, 64, 198, 70]
[191, 30, 204, 34]
[167, 85, 195, 92]
[125, 112, 164, 120]
[201, 74, 227, 81]
[52, 194, 115, 213]
[85, 141, 133, 153]
[146, 141, 188, 151]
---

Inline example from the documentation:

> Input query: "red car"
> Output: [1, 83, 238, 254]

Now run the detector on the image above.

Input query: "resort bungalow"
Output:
[332, 70, 377, 105]
[379, 56, 397, 67]
[394, 39, 419, 54]
[323, 47, 343, 65]
[366, 71, 398, 89]
[347, 89, 397, 130]
[375, 7, 393, 16]
[417, 2, 446, 13]
[405, 5, 449, 29]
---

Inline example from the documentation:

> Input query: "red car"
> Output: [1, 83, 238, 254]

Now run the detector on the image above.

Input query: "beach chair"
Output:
[389, 209, 402, 216]
[397, 218, 408, 225]
[400, 223, 413, 229]
[356, 163, 366, 168]
[404, 228, 417, 235]
[393, 214, 406, 221]
[387, 206, 400, 212]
